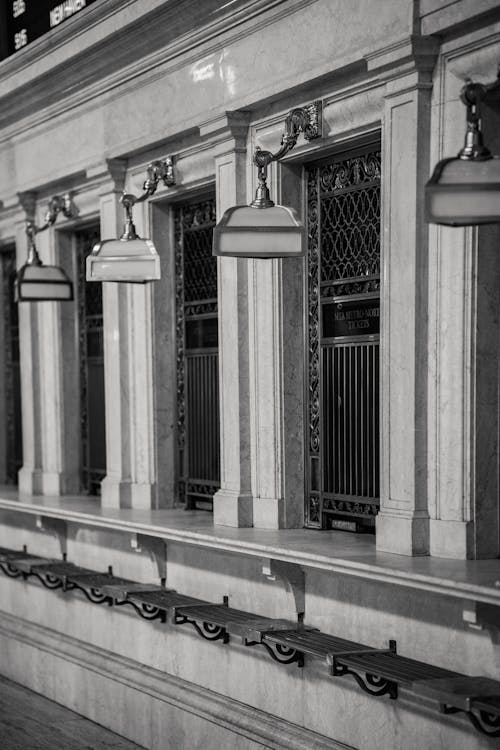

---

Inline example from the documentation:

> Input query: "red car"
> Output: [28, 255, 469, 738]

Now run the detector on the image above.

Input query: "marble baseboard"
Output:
[0, 609, 350, 750]
[18, 467, 43, 496]
[100, 478, 157, 510]
[213, 490, 253, 527]
[252, 497, 285, 529]
[376, 511, 430, 556]
[41, 471, 63, 496]
[430, 519, 475, 559]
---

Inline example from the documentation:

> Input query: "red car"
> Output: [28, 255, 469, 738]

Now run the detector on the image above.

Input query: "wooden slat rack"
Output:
[1, 545, 499, 738]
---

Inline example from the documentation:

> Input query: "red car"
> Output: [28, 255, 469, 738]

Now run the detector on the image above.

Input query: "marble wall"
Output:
[0, 517, 497, 749]
[0, 1, 500, 747]
[0, 1, 499, 547]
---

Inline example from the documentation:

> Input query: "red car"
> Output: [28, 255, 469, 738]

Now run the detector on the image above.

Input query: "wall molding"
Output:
[0, 609, 352, 750]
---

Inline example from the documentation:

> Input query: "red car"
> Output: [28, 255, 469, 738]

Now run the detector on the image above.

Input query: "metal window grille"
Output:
[175, 197, 220, 510]
[1, 248, 22, 483]
[306, 146, 381, 531]
[76, 229, 106, 495]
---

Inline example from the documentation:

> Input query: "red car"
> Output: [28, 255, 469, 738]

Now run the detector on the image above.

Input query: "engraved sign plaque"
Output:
[322, 299, 380, 339]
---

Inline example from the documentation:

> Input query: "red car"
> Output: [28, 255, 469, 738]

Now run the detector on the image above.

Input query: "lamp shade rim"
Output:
[213, 201, 306, 258]
[216, 203, 303, 228]
[88, 237, 158, 256]
[15, 262, 74, 301]
[427, 154, 500, 185]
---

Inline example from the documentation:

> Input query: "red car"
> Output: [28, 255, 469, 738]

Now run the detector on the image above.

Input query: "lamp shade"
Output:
[213, 204, 305, 258]
[86, 237, 161, 282]
[15, 263, 73, 301]
[425, 155, 500, 226]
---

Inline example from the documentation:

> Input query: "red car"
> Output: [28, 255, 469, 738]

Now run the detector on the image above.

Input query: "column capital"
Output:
[199, 110, 250, 156]
[366, 34, 440, 80]
[16, 191, 37, 222]
[86, 158, 128, 195]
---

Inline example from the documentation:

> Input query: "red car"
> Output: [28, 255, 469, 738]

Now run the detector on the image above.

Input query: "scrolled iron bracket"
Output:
[259, 639, 303, 667]
[441, 704, 500, 738]
[25, 193, 79, 266]
[121, 157, 175, 240]
[329, 640, 398, 700]
[114, 598, 166, 622]
[177, 617, 229, 643]
[251, 101, 322, 208]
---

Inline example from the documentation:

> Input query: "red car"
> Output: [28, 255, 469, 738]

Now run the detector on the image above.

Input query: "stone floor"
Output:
[0, 674, 145, 750]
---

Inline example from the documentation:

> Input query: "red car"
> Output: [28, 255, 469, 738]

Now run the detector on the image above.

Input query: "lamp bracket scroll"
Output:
[25, 192, 78, 265]
[458, 76, 500, 161]
[251, 101, 322, 208]
[121, 157, 175, 240]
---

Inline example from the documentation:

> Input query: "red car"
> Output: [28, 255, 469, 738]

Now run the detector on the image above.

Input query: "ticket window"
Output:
[0, 246, 22, 484]
[75, 228, 106, 495]
[305, 145, 381, 532]
[173, 196, 220, 510]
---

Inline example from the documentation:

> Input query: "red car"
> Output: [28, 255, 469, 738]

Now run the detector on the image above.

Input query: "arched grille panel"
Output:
[175, 197, 219, 510]
[2, 248, 22, 483]
[306, 147, 381, 531]
[76, 229, 106, 495]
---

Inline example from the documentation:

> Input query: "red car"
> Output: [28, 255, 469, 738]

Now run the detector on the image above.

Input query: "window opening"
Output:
[305, 146, 381, 532]
[175, 197, 219, 510]
[2, 247, 22, 483]
[76, 228, 106, 495]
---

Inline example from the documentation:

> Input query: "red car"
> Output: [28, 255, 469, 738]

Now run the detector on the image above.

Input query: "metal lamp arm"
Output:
[458, 74, 500, 160]
[251, 102, 321, 208]
[25, 193, 78, 266]
[120, 157, 175, 239]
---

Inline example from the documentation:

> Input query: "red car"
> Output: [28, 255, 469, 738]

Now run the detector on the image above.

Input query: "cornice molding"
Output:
[365, 34, 441, 78]
[199, 111, 251, 156]
[85, 158, 128, 194]
[16, 191, 37, 221]
[0, 0, 304, 137]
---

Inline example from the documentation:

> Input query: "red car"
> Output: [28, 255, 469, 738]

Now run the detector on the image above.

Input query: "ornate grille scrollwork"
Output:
[2, 248, 22, 484]
[175, 197, 219, 510]
[306, 148, 381, 530]
[77, 229, 106, 495]
[306, 167, 321, 527]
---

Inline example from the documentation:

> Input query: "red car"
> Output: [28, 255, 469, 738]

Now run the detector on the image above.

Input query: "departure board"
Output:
[0, 0, 99, 60]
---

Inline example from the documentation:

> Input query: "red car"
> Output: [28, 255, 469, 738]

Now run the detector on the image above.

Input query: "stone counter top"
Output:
[0, 488, 499, 607]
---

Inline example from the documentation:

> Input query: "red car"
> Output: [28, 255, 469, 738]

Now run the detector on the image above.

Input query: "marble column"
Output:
[375, 42, 438, 555]
[16, 192, 43, 495]
[205, 113, 253, 527]
[36, 225, 79, 495]
[427, 50, 500, 559]
[95, 160, 158, 509]
[248, 159, 305, 529]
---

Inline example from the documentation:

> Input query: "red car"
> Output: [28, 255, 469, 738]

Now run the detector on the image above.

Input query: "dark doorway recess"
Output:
[1, 247, 22, 484]
[76, 228, 106, 495]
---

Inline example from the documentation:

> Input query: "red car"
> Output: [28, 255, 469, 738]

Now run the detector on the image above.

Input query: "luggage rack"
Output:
[1, 545, 499, 738]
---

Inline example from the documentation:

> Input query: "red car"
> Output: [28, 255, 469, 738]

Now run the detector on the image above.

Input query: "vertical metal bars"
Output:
[1, 247, 22, 483]
[306, 146, 381, 529]
[174, 197, 220, 510]
[76, 228, 106, 495]
[322, 342, 379, 502]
